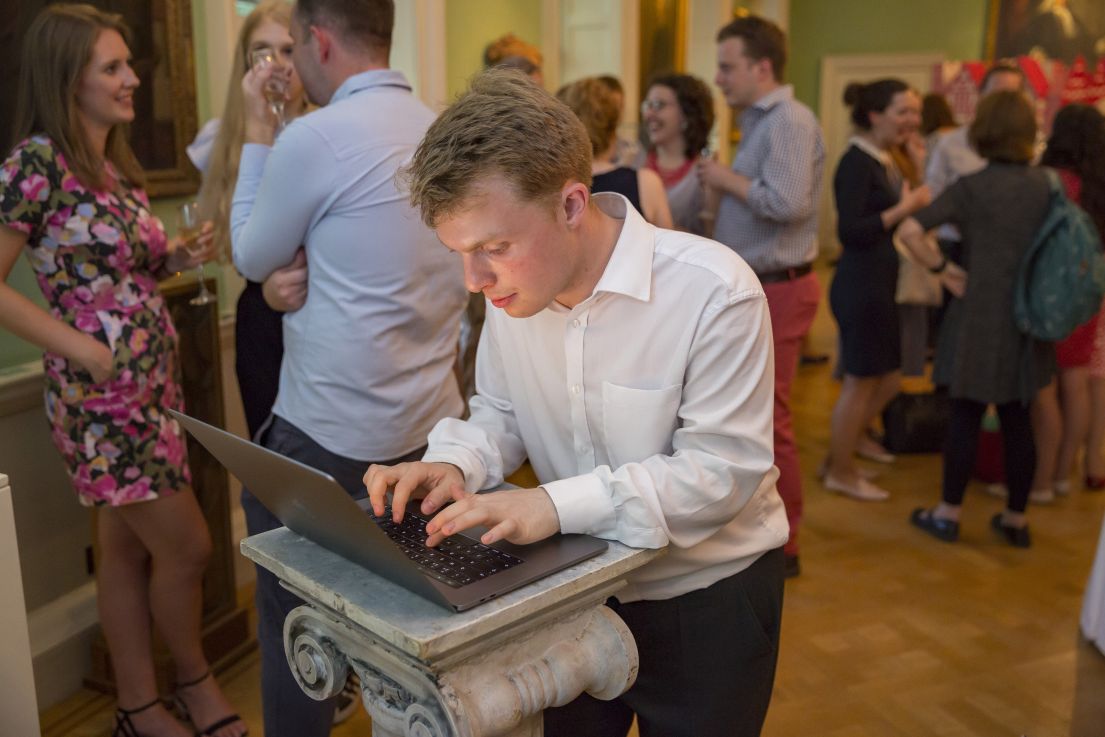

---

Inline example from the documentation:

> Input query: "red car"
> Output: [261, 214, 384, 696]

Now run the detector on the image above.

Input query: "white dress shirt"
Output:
[231, 70, 467, 460]
[424, 193, 788, 602]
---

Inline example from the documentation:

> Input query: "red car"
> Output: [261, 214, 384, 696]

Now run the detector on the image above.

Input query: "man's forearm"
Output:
[719, 169, 752, 201]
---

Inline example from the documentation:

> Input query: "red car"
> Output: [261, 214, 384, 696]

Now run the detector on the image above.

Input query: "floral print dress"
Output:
[0, 136, 191, 506]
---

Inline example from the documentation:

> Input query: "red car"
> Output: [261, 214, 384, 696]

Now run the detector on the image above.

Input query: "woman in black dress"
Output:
[898, 91, 1055, 547]
[825, 79, 931, 501]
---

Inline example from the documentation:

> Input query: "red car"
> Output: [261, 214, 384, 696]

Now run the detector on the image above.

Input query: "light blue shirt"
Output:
[231, 69, 467, 460]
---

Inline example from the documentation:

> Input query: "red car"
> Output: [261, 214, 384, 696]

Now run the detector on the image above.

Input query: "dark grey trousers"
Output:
[241, 414, 424, 737]
[544, 547, 785, 737]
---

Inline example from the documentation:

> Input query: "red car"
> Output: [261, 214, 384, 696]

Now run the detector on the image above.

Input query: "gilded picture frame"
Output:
[0, 0, 201, 197]
[987, 0, 1105, 64]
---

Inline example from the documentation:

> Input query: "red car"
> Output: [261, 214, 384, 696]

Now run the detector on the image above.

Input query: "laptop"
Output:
[170, 410, 608, 612]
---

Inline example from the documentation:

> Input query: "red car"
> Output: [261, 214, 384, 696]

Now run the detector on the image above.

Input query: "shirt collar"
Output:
[587, 193, 654, 304]
[330, 68, 412, 103]
[849, 135, 894, 169]
[752, 84, 794, 112]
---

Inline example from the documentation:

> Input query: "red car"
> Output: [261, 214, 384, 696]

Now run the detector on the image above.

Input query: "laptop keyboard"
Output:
[373, 506, 523, 588]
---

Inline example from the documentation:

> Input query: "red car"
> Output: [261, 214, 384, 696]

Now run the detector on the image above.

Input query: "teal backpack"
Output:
[1013, 169, 1105, 341]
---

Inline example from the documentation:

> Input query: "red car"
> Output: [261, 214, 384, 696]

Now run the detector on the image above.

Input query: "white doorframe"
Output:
[413, 0, 448, 109]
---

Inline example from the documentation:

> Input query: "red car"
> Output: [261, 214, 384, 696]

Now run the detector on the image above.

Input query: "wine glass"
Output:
[178, 201, 216, 306]
[249, 47, 288, 133]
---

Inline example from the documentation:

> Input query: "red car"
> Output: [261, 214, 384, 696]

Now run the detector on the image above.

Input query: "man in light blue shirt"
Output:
[231, 1, 466, 734]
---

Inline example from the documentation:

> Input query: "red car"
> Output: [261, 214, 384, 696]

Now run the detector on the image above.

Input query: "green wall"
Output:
[445, 0, 543, 101]
[788, 0, 990, 111]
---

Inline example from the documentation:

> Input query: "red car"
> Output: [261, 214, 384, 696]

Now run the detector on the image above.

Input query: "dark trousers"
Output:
[942, 398, 1035, 513]
[234, 280, 284, 439]
[241, 415, 425, 737]
[544, 547, 785, 737]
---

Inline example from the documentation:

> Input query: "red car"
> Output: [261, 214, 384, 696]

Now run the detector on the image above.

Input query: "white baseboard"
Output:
[26, 581, 98, 710]
[27, 580, 99, 659]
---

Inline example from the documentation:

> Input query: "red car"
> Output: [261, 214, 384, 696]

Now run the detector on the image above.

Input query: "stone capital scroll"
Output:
[283, 600, 638, 737]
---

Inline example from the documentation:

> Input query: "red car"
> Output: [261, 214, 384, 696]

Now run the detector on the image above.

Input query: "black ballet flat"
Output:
[990, 513, 1031, 548]
[910, 507, 959, 542]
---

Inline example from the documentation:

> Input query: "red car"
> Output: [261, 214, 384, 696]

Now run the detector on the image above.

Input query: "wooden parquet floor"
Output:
[40, 289, 1105, 736]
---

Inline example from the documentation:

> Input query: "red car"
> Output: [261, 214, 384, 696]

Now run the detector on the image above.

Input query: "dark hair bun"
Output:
[843, 82, 864, 107]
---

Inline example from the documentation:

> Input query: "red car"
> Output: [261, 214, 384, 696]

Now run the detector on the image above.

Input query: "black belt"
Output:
[756, 263, 812, 284]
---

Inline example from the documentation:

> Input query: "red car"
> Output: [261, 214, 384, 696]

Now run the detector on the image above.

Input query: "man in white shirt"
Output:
[365, 70, 788, 737]
[231, 1, 466, 735]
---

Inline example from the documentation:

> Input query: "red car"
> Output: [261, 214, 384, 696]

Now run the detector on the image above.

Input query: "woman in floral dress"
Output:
[0, 6, 245, 737]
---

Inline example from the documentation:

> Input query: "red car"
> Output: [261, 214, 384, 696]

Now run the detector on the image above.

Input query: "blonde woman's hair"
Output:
[556, 77, 620, 158]
[11, 3, 144, 190]
[482, 33, 542, 68]
[405, 68, 591, 229]
[199, 0, 298, 260]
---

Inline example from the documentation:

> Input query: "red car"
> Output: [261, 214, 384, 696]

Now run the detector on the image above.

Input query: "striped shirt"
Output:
[712, 85, 825, 274]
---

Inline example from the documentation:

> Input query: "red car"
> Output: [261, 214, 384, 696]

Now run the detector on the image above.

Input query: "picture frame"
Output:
[988, 0, 1105, 64]
[0, 0, 201, 198]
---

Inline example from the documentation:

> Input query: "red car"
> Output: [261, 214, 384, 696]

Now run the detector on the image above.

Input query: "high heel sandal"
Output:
[112, 698, 163, 737]
[174, 670, 249, 737]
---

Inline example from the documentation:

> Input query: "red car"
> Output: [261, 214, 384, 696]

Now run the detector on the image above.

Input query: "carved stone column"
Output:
[242, 526, 660, 737]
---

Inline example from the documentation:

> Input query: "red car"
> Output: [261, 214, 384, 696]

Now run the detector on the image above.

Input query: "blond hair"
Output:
[556, 77, 620, 158]
[198, 1, 301, 260]
[482, 33, 542, 68]
[11, 3, 144, 190]
[405, 69, 591, 229]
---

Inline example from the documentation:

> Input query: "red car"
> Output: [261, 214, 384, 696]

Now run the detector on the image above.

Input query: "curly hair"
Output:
[403, 68, 591, 229]
[644, 73, 715, 158]
[556, 77, 620, 157]
[1042, 103, 1105, 238]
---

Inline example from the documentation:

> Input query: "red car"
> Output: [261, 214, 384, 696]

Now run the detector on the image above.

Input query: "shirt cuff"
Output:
[541, 473, 615, 536]
[422, 446, 488, 493]
[239, 143, 272, 179]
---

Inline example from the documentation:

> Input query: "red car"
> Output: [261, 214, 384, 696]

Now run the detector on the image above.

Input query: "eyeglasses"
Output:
[641, 99, 672, 113]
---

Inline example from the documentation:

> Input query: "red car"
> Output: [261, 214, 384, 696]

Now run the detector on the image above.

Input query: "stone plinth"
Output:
[241, 527, 659, 736]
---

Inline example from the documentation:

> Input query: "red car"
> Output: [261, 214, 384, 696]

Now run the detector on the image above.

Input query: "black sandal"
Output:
[112, 697, 163, 737]
[174, 670, 249, 737]
[910, 507, 959, 542]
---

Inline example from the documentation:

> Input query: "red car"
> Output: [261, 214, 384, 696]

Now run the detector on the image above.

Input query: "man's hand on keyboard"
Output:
[424, 485, 560, 547]
[363, 461, 465, 523]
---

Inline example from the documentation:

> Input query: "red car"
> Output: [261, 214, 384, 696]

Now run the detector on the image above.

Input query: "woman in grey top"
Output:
[637, 74, 715, 234]
[896, 91, 1055, 548]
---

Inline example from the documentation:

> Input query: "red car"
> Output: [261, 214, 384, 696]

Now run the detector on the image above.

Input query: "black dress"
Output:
[592, 167, 642, 215]
[830, 145, 901, 377]
[234, 280, 284, 438]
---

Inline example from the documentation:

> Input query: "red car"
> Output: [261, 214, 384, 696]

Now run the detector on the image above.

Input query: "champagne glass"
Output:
[249, 47, 288, 133]
[178, 201, 216, 306]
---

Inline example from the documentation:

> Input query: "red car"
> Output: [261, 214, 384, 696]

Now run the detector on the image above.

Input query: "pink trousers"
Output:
[762, 272, 821, 556]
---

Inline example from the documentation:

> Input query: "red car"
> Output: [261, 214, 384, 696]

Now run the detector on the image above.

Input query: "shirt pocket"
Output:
[601, 382, 683, 469]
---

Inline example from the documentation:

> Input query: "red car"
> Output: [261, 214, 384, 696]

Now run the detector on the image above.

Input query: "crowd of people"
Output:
[2, 2, 1104, 737]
